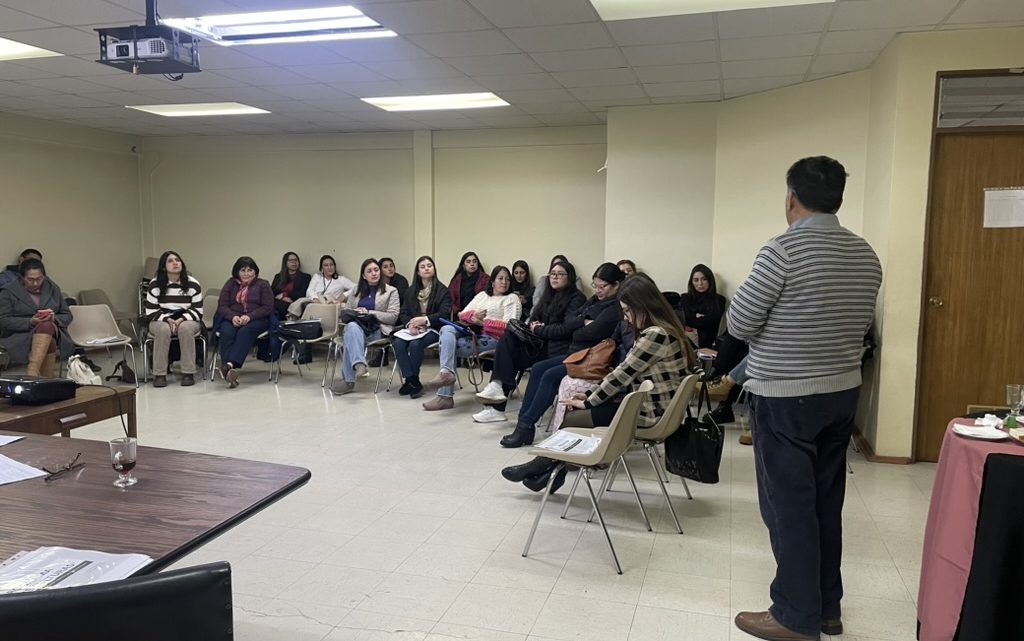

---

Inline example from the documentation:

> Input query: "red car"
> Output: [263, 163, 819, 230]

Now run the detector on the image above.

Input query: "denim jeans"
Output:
[515, 356, 567, 428]
[340, 323, 383, 383]
[749, 387, 859, 636]
[393, 331, 440, 379]
[436, 325, 497, 397]
[218, 316, 270, 368]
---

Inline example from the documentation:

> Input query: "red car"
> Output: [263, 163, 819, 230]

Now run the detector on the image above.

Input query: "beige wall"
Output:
[0, 113, 141, 313]
[605, 104, 718, 293]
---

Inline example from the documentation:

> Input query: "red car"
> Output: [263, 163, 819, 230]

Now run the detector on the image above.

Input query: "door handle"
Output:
[928, 296, 944, 308]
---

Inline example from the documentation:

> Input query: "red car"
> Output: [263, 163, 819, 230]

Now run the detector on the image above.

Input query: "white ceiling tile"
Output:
[493, 88, 576, 103]
[473, 73, 562, 90]
[360, 0, 492, 35]
[362, 58, 464, 80]
[831, 0, 961, 30]
[533, 112, 602, 125]
[18, 76, 116, 93]
[325, 80, 405, 97]
[1, 26, 98, 55]
[81, 90, 153, 105]
[5, 56, 117, 77]
[444, 53, 543, 75]
[84, 73, 178, 92]
[0, 96, 50, 110]
[0, 64, 60, 81]
[941, 20, 1024, 30]
[947, 0, 1024, 24]
[724, 75, 805, 98]
[194, 47, 266, 70]
[722, 56, 811, 79]
[517, 101, 591, 115]
[135, 88, 221, 104]
[643, 80, 721, 98]
[651, 94, 720, 104]
[568, 84, 648, 102]
[395, 77, 484, 93]
[0, 0, 143, 25]
[160, 70, 247, 89]
[502, 23, 613, 53]
[238, 44, 350, 67]
[965, 117, 1024, 126]
[634, 63, 719, 84]
[469, 113, 542, 127]
[810, 51, 878, 75]
[531, 48, 627, 72]
[262, 84, 350, 101]
[0, 81, 60, 97]
[605, 13, 715, 46]
[285, 63, 389, 83]
[819, 29, 898, 55]
[302, 98, 382, 114]
[38, 93, 118, 108]
[720, 33, 820, 61]
[717, 4, 833, 38]
[621, 41, 718, 67]
[214, 66, 322, 86]
[318, 38, 431, 62]
[551, 67, 637, 87]
[466, 0, 598, 28]
[0, 6, 58, 31]
[204, 86, 290, 102]
[408, 29, 519, 57]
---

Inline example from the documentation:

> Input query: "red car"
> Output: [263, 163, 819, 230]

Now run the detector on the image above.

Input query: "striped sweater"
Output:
[727, 213, 882, 397]
[586, 326, 690, 428]
[144, 276, 203, 323]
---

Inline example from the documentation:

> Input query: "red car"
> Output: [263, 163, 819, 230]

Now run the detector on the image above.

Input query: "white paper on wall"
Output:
[983, 187, 1024, 228]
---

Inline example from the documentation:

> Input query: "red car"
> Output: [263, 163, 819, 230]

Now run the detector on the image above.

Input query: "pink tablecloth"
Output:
[917, 420, 1024, 641]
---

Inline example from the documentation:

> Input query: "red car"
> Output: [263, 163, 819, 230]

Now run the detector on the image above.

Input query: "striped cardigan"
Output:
[586, 326, 690, 428]
[144, 276, 203, 322]
[727, 213, 882, 397]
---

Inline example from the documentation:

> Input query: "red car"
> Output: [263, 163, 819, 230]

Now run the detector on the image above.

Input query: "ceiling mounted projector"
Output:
[95, 0, 200, 76]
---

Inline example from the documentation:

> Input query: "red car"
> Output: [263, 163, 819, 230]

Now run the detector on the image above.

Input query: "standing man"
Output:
[729, 157, 882, 641]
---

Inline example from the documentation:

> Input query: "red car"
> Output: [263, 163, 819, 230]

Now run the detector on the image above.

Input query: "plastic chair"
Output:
[0, 562, 233, 640]
[271, 303, 339, 383]
[78, 289, 138, 342]
[522, 380, 653, 574]
[67, 304, 139, 388]
[324, 334, 398, 392]
[141, 324, 208, 382]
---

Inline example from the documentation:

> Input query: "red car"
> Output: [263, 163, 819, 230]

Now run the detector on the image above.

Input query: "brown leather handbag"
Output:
[563, 338, 617, 380]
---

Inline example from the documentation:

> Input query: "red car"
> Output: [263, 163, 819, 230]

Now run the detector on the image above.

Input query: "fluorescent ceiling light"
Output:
[362, 92, 510, 112]
[589, 0, 834, 21]
[126, 102, 270, 117]
[161, 5, 396, 46]
[0, 36, 62, 61]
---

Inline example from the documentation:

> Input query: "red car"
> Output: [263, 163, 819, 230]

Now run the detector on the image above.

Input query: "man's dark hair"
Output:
[786, 156, 848, 214]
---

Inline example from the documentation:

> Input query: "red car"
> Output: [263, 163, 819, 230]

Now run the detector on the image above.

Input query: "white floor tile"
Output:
[529, 593, 635, 641]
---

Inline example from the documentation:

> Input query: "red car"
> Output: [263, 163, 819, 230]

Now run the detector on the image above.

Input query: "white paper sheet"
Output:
[535, 431, 602, 456]
[0, 435, 24, 447]
[0, 547, 152, 593]
[983, 187, 1024, 228]
[392, 328, 438, 342]
[0, 453, 45, 485]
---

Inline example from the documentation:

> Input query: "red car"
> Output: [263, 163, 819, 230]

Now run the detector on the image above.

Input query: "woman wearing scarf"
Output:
[447, 251, 490, 317]
[677, 263, 726, 349]
[217, 256, 274, 388]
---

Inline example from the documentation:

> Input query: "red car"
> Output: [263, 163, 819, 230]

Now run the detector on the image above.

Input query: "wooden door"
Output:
[916, 132, 1024, 461]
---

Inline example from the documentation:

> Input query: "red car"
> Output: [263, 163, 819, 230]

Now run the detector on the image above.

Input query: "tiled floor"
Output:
[67, 355, 933, 641]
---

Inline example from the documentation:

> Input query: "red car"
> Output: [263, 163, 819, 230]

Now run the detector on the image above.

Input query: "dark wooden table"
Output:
[0, 432, 310, 573]
[0, 386, 137, 438]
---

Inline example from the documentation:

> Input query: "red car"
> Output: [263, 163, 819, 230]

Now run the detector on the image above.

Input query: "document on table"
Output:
[535, 431, 602, 455]
[0, 453, 45, 485]
[0, 435, 23, 447]
[0, 547, 152, 594]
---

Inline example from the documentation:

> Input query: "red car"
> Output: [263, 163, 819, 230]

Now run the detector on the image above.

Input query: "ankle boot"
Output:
[501, 457, 556, 482]
[523, 466, 568, 494]
[499, 426, 534, 448]
[39, 353, 57, 378]
[26, 333, 53, 376]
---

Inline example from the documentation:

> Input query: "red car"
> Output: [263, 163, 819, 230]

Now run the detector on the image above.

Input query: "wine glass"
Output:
[109, 437, 138, 488]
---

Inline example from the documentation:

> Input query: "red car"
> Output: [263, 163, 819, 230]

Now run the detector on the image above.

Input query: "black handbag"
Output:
[506, 318, 544, 350]
[664, 409, 724, 484]
[277, 319, 322, 340]
[340, 309, 380, 333]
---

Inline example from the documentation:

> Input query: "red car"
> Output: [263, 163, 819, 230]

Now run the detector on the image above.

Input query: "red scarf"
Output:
[236, 281, 251, 312]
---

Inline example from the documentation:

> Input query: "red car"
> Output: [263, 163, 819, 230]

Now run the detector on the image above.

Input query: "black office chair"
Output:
[0, 561, 233, 640]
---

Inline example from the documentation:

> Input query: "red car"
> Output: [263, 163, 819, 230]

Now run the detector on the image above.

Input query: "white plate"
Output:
[952, 424, 1010, 440]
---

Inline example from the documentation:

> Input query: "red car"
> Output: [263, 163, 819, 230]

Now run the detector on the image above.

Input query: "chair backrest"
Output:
[142, 257, 159, 282]
[202, 295, 220, 330]
[301, 303, 340, 336]
[0, 561, 233, 640]
[592, 380, 653, 466]
[638, 374, 699, 442]
[77, 289, 114, 308]
[67, 304, 127, 345]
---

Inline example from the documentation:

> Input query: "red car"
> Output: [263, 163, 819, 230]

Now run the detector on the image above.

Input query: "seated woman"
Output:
[287, 254, 355, 317]
[331, 258, 401, 396]
[616, 259, 637, 276]
[379, 257, 409, 302]
[472, 260, 586, 425]
[216, 256, 274, 388]
[448, 251, 490, 317]
[532, 254, 585, 308]
[502, 275, 694, 492]
[393, 256, 452, 398]
[271, 252, 311, 321]
[420, 265, 522, 411]
[677, 263, 726, 349]
[0, 258, 72, 376]
[143, 250, 203, 388]
[493, 262, 627, 448]
[510, 260, 534, 320]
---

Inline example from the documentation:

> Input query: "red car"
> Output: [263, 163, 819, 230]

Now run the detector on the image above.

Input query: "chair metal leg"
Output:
[647, 445, 683, 534]
[561, 468, 584, 519]
[650, 443, 670, 484]
[385, 358, 400, 392]
[522, 462, 565, 558]
[373, 344, 391, 394]
[619, 457, 652, 532]
[588, 461, 617, 524]
[583, 471, 622, 574]
[125, 344, 139, 389]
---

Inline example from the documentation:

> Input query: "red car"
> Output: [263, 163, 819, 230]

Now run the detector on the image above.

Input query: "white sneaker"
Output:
[473, 407, 508, 423]
[475, 381, 507, 403]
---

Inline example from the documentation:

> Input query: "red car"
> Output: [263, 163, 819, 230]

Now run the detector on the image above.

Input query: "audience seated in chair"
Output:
[420, 264, 521, 412]
[510, 260, 534, 320]
[216, 256, 273, 389]
[331, 258, 401, 396]
[676, 263, 726, 349]
[144, 250, 203, 388]
[531, 254, 585, 309]
[0, 248, 42, 290]
[393, 255, 452, 399]
[270, 251, 311, 321]
[379, 257, 409, 303]
[448, 251, 490, 317]
[0, 258, 72, 376]
[616, 259, 637, 277]
[286, 254, 354, 318]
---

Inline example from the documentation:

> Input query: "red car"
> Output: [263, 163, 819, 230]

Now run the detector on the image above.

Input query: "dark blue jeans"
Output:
[218, 316, 270, 368]
[516, 356, 567, 428]
[393, 332, 440, 379]
[749, 388, 859, 636]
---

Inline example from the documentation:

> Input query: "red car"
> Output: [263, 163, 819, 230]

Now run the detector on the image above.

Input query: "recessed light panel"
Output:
[126, 102, 270, 117]
[161, 5, 396, 46]
[362, 93, 511, 112]
[0, 37, 62, 61]
[590, 0, 834, 21]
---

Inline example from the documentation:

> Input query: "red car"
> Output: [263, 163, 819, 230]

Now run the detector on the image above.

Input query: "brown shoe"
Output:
[739, 431, 752, 446]
[422, 395, 454, 411]
[153, 375, 167, 388]
[355, 363, 369, 379]
[180, 374, 195, 387]
[734, 611, 817, 641]
[423, 370, 457, 391]
[706, 375, 734, 402]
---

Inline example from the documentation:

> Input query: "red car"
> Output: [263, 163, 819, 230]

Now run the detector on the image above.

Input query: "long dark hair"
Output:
[485, 265, 512, 296]
[319, 254, 338, 279]
[275, 252, 301, 285]
[592, 262, 626, 289]
[356, 258, 386, 298]
[510, 260, 532, 293]
[452, 251, 485, 280]
[532, 260, 579, 322]
[411, 255, 436, 294]
[153, 250, 194, 298]
[686, 264, 718, 298]
[619, 275, 693, 366]
[231, 256, 259, 280]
